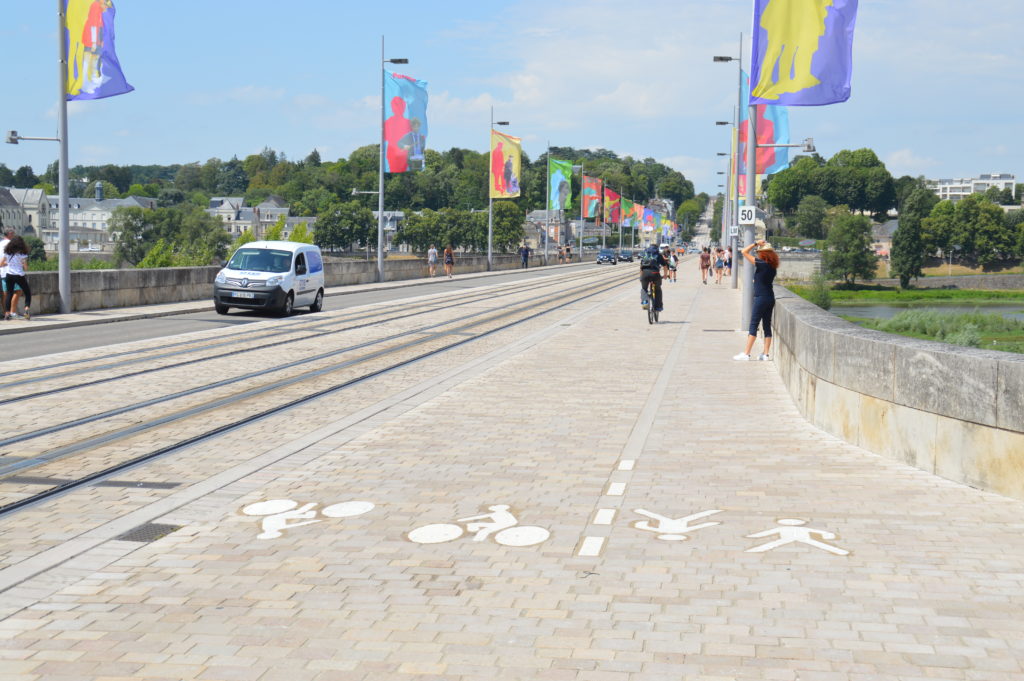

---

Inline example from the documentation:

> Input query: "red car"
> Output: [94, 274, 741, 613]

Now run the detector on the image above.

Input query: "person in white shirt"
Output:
[0, 235, 32, 320]
[426, 244, 438, 278]
[0, 225, 17, 320]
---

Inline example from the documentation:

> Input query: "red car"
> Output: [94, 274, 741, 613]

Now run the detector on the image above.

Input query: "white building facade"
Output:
[926, 174, 1016, 202]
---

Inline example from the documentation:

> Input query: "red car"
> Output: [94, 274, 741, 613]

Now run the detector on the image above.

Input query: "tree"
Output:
[174, 164, 203, 192]
[157, 187, 186, 207]
[232, 229, 256, 250]
[921, 200, 956, 255]
[314, 200, 373, 252]
[823, 211, 876, 284]
[216, 157, 248, 195]
[795, 195, 829, 239]
[264, 215, 286, 241]
[305, 149, 322, 167]
[890, 187, 938, 288]
[24, 235, 46, 263]
[110, 207, 152, 265]
[13, 165, 39, 188]
[289, 222, 314, 244]
[0, 164, 15, 186]
[491, 201, 525, 251]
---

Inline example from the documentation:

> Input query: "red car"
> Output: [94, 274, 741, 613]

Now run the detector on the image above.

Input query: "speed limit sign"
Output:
[738, 206, 756, 224]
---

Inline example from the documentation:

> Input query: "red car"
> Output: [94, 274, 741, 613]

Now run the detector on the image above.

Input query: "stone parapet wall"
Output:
[772, 287, 1024, 501]
[23, 254, 532, 314]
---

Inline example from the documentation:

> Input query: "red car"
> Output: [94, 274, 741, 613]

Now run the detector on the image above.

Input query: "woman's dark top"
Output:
[753, 259, 777, 298]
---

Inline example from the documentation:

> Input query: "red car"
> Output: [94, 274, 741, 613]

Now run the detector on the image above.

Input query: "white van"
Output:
[213, 240, 325, 316]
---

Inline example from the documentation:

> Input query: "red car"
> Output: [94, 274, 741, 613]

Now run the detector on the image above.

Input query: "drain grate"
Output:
[113, 522, 182, 543]
[4, 475, 68, 485]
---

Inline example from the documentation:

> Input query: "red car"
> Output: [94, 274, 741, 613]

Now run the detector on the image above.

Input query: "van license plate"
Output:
[234, 291, 255, 299]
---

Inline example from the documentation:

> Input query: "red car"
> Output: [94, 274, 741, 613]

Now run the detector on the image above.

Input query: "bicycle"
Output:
[643, 280, 660, 324]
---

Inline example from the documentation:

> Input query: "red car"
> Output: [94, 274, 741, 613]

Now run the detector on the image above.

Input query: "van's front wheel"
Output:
[309, 289, 324, 313]
[214, 303, 229, 315]
[279, 293, 294, 317]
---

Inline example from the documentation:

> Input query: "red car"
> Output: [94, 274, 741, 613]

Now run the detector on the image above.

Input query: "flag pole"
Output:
[377, 35, 386, 282]
[731, 31, 743, 290]
[487, 106, 494, 271]
[578, 162, 584, 262]
[545, 141, 550, 266]
[57, 0, 71, 313]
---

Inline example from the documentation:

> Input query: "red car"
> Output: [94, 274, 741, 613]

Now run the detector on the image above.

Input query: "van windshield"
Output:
[227, 248, 292, 273]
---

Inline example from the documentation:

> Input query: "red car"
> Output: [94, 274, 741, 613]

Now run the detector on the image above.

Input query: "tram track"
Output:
[0, 269, 634, 516]
[0, 268, 601, 395]
[0, 269, 604, 405]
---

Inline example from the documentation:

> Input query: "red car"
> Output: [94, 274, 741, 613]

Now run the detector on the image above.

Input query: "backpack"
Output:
[640, 251, 658, 268]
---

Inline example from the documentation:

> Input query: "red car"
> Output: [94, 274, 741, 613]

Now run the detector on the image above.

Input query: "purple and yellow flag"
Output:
[603, 188, 621, 223]
[749, 0, 857, 106]
[383, 71, 428, 173]
[65, 0, 134, 100]
[582, 176, 602, 218]
[490, 130, 521, 198]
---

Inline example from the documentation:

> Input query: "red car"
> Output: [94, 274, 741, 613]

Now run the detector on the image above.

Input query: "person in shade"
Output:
[734, 241, 779, 361]
[426, 244, 438, 277]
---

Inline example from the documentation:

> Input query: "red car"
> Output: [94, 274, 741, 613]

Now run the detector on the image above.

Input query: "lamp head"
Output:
[802, 137, 816, 153]
[388, 58, 408, 64]
[715, 121, 730, 126]
[5, 131, 17, 145]
[713, 56, 734, 62]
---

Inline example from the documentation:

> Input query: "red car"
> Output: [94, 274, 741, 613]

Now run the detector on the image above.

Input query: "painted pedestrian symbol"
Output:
[242, 499, 374, 540]
[632, 508, 723, 541]
[407, 504, 550, 547]
[745, 518, 848, 555]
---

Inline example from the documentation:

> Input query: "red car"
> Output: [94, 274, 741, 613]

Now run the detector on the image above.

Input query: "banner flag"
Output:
[603, 187, 621, 223]
[582, 176, 602, 218]
[548, 158, 573, 210]
[634, 203, 644, 226]
[620, 198, 635, 226]
[490, 130, 522, 198]
[739, 70, 791, 195]
[382, 70, 428, 173]
[749, 0, 858, 106]
[642, 208, 655, 232]
[65, 0, 134, 100]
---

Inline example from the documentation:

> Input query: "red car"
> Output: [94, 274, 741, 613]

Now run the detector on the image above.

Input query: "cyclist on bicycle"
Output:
[639, 245, 667, 312]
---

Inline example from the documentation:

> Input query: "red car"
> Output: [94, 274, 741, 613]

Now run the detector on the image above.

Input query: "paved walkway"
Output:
[2, 268, 1023, 680]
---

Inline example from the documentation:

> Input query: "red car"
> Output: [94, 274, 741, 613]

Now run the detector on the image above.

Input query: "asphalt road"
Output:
[10, 263, 607, 361]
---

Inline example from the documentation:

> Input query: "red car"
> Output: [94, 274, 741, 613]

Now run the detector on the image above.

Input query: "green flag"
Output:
[548, 158, 573, 210]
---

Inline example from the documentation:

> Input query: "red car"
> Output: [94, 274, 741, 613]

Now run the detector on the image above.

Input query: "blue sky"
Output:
[2, 1, 1021, 194]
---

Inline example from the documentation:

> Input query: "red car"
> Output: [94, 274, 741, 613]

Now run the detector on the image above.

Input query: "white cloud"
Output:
[884, 148, 939, 177]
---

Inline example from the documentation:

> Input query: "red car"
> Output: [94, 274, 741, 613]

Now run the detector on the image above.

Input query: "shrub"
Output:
[806, 272, 832, 310]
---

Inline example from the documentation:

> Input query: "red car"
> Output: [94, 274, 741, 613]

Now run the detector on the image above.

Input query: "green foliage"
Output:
[862, 309, 1024, 350]
[33, 181, 57, 195]
[264, 215, 286, 241]
[795, 195, 828, 239]
[232, 229, 256, 250]
[315, 200, 374, 252]
[137, 238, 218, 268]
[710, 195, 723, 243]
[0, 163, 14, 186]
[24, 236, 46, 263]
[791, 286, 1024, 303]
[889, 188, 937, 288]
[13, 165, 39, 188]
[823, 211, 876, 284]
[288, 222, 314, 244]
[806, 272, 832, 310]
[28, 257, 109, 271]
[111, 204, 230, 266]
[766, 149, 896, 215]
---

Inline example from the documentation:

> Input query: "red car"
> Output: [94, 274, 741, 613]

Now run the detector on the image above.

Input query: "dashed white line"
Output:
[593, 509, 616, 525]
[617, 459, 635, 471]
[578, 536, 605, 557]
[606, 482, 626, 496]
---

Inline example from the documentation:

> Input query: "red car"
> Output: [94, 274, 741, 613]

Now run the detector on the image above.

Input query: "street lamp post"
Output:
[378, 38, 407, 283]
[714, 35, 744, 290]
[487, 109, 509, 270]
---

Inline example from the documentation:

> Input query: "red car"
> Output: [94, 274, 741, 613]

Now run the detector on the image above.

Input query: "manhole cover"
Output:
[114, 523, 182, 543]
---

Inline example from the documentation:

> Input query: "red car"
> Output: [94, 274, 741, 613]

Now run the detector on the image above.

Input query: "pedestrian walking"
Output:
[699, 247, 711, 285]
[0, 224, 18, 320]
[443, 245, 455, 279]
[714, 248, 725, 284]
[734, 240, 779, 361]
[1, 235, 32, 320]
[426, 244, 438, 277]
[558, 246, 565, 264]
[565, 244, 572, 262]
[725, 247, 733, 276]
[518, 243, 530, 269]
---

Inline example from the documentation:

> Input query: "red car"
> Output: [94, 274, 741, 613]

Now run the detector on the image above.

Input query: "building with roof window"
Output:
[0, 188, 31, 233]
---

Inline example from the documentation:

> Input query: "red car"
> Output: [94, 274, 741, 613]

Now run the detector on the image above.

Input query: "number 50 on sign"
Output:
[738, 207, 756, 225]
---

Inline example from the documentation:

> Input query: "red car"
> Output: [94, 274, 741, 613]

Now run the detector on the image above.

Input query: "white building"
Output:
[207, 195, 316, 240]
[926, 174, 1015, 202]
[44, 182, 158, 250]
[4, 188, 51, 236]
[0, 188, 31, 233]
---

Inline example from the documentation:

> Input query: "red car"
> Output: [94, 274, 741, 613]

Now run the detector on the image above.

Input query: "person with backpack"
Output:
[639, 245, 668, 312]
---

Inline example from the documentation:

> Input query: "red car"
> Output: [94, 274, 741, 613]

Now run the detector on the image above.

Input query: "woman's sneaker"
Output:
[732, 353, 750, 361]
[758, 353, 769, 361]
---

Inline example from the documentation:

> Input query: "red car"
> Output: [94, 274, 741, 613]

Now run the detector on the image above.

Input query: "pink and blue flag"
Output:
[749, 0, 858, 106]
[738, 71, 790, 191]
[65, 0, 134, 101]
[383, 71, 429, 173]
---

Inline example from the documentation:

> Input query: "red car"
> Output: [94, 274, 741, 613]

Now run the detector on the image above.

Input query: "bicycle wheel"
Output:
[646, 286, 655, 324]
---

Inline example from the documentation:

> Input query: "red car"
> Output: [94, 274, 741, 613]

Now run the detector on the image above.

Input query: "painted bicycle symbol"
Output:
[242, 499, 374, 540]
[407, 504, 550, 547]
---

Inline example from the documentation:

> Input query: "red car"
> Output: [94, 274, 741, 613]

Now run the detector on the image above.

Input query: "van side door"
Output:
[294, 252, 311, 304]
